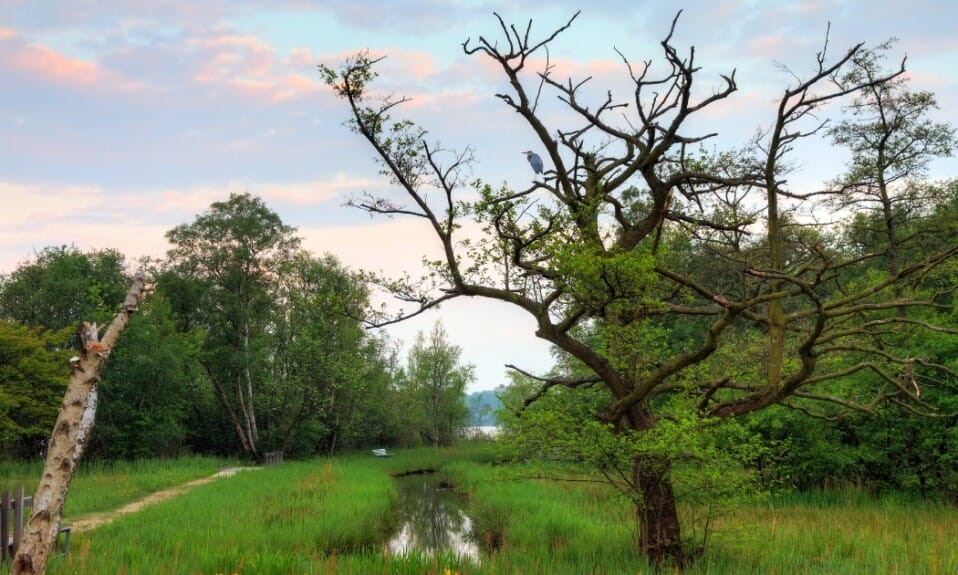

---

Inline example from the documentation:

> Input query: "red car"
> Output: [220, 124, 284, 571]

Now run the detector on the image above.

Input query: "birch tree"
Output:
[11, 273, 150, 575]
[164, 192, 300, 460]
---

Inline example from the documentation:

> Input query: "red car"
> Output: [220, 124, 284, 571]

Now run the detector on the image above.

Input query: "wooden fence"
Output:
[2, 487, 71, 562]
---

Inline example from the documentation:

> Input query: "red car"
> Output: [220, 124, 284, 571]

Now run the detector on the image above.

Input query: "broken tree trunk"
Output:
[10, 273, 150, 575]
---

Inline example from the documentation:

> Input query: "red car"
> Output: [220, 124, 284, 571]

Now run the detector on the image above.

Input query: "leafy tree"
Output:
[827, 44, 955, 309]
[0, 245, 129, 460]
[326, 332, 404, 452]
[164, 192, 300, 460]
[322, 11, 958, 566]
[90, 295, 206, 459]
[0, 245, 128, 333]
[749, 181, 958, 497]
[403, 322, 473, 447]
[267, 252, 396, 455]
[0, 322, 72, 458]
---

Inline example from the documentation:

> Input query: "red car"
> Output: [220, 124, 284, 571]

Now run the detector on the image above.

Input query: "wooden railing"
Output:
[2, 487, 71, 562]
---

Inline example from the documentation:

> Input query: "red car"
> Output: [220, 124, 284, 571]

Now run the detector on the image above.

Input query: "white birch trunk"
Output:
[11, 274, 150, 575]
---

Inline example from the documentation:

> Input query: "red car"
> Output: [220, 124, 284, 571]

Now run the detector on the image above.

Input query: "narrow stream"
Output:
[386, 472, 480, 561]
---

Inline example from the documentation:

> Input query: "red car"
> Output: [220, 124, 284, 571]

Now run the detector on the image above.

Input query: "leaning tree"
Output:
[321, 11, 958, 566]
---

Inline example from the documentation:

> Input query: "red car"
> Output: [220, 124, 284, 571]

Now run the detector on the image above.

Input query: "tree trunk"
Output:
[633, 453, 686, 568]
[11, 274, 150, 575]
[624, 404, 687, 568]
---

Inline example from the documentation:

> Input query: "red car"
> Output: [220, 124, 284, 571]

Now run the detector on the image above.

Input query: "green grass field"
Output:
[0, 456, 230, 517]
[8, 446, 953, 574]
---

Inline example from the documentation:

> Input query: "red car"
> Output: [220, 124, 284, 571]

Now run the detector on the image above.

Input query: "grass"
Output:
[696, 492, 958, 575]
[48, 459, 397, 575]
[24, 445, 958, 574]
[1, 455, 231, 518]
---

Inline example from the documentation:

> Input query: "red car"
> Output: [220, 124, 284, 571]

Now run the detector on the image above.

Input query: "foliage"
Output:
[266, 253, 399, 456]
[89, 296, 207, 459]
[498, 377, 769, 552]
[163, 192, 301, 458]
[399, 322, 474, 447]
[0, 321, 72, 458]
[0, 193, 477, 462]
[0, 245, 128, 334]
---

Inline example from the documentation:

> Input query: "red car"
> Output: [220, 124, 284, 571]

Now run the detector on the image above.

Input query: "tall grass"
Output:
[36, 447, 958, 575]
[48, 460, 396, 575]
[695, 491, 958, 575]
[1, 456, 229, 517]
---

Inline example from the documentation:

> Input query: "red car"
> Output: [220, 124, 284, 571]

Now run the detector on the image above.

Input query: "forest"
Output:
[0, 200, 475, 463]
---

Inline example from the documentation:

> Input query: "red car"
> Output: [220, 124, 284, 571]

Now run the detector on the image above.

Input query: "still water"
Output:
[386, 472, 480, 561]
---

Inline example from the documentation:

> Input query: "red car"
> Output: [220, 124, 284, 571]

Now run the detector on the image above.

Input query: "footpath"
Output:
[67, 467, 258, 533]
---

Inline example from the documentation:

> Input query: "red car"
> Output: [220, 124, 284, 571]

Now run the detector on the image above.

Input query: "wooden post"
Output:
[11, 273, 151, 575]
[13, 487, 25, 556]
[2, 489, 9, 562]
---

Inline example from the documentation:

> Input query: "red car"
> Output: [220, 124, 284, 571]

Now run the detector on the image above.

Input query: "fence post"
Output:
[13, 487, 25, 554]
[2, 489, 9, 562]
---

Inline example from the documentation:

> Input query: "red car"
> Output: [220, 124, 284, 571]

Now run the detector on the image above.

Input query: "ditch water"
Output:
[385, 472, 480, 561]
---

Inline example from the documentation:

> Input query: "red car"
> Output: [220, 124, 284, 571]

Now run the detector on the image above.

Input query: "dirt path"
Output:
[67, 467, 259, 533]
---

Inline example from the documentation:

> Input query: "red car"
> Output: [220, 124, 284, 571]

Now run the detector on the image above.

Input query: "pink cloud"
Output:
[259, 175, 381, 205]
[286, 47, 316, 68]
[317, 47, 438, 82]
[0, 27, 143, 91]
[538, 56, 621, 79]
[300, 217, 466, 280]
[748, 35, 786, 59]
[0, 181, 106, 230]
[796, 1, 828, 16]
[190, 32, 329, 103]
[7, 42, 99, 86]
[0, 174, 390, 274]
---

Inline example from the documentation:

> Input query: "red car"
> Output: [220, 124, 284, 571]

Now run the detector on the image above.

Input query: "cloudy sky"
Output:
[2, 0, 956, 391]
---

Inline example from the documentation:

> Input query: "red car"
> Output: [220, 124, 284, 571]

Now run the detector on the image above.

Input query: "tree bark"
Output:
[627, 405, 686, 568]
[11, 274, 150, 575]
[634, 454, 685, 567]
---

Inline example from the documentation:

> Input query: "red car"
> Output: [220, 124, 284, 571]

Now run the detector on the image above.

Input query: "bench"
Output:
[263, 451, 284, 465]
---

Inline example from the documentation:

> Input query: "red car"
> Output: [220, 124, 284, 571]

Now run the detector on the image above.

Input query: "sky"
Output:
[1, 0, 957, 392]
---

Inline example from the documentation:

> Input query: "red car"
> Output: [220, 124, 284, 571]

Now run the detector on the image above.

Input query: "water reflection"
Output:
[386, 473, 480, 561]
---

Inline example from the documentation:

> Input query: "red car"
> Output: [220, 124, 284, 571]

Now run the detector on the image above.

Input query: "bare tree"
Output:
[11, 273, 150, 575]
[321, 11, 958, 567]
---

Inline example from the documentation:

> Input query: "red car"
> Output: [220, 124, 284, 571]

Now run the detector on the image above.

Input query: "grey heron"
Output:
[522, 150, 544, 175]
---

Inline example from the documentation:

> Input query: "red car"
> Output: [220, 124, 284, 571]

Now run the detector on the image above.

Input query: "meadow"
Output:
[0, 456, 227, 517]
[3, 446, 953, 574]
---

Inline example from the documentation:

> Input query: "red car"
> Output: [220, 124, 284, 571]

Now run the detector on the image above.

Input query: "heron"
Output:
[522, 150, 544, 175]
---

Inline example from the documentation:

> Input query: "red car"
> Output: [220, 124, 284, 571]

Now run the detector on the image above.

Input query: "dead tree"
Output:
[11, 273, 150, 575]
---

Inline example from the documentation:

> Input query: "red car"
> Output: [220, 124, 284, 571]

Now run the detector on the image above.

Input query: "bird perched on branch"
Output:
[522, 150, 544, 176]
